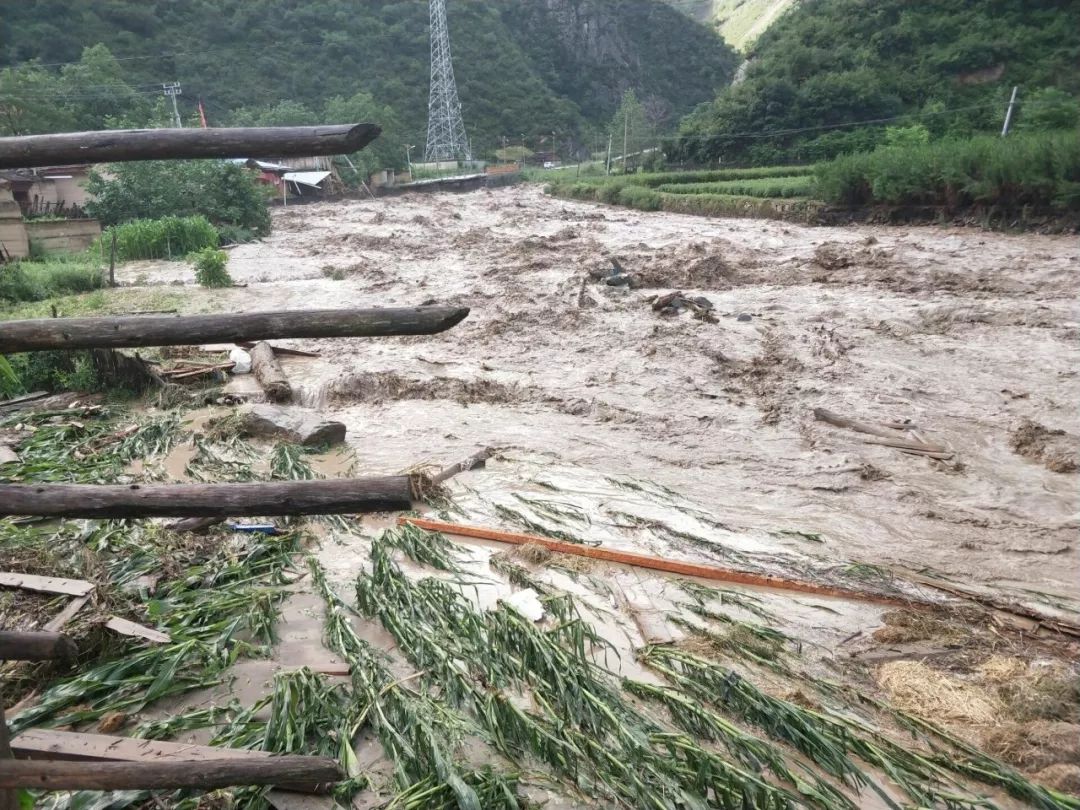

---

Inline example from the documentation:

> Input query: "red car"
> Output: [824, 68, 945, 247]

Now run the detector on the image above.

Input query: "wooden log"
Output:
[251, 341, 292, 403]
[0, 307, 469, 353]
[0, 477, 414, 519]
[0, 756, 341, 791]
[0, 632, 76, 662]
[10, 730, 332, 793]
[0, 706, 15, 810]
[0, 124, 380, 170]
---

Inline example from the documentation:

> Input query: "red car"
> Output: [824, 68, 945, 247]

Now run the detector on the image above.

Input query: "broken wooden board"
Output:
[9, 730, 331, 793]
[43, 596, 91, 633]
[104, 617, 170, 644]
[0, 572, 93, 597]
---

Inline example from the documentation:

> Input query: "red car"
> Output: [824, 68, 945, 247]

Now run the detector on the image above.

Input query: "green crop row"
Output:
[814, 131, 1080, 210]
[657, 175, 816, 198]
[96, 215, 219, 262]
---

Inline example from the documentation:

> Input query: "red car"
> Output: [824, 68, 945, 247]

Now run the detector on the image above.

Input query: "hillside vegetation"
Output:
[0, 0, 736, 158]
[670, 0, 1080, 165]
[664, 0, 800, 51]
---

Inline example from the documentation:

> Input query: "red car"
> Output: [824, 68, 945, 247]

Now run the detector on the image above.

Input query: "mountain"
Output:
[669, 0, 1080, 165]
[663, 0, 799, 51]
[0, 0, 737, 157]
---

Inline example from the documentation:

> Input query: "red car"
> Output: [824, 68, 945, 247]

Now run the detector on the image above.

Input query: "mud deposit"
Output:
[122, 185, 1080, 604]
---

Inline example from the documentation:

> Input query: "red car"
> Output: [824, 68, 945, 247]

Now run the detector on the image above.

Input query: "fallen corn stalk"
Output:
[397, 517, 919, 607]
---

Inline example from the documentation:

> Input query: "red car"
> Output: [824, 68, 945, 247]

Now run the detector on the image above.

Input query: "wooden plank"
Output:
[0, 632, 76, 662]
[0, 572, 93, 597]
[0, 307, 470, 354]
[10, 730, 335, 794]
[0, 706, 16, 810]
[0, 124, 380, 170]
[0, 477, 414, 519]
[43, 595, 90, 633]
[0, 757, 341, 791]
[104, 617, 170, 644]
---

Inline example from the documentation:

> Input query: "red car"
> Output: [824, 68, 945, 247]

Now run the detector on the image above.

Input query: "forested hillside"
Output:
[0, 0, 736, 160]
[669, 0, 1080, 165]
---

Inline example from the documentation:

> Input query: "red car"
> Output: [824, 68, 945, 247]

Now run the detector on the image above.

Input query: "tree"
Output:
[0, 63, 75, 135]
[609, 90, 648, 172]
[1018, 87, 1080, 132]
[883, 123, 931, 148]
[86, 161, 271, 236]
[323, 91, 404, 181]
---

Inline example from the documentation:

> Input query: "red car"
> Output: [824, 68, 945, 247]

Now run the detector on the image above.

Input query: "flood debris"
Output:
[1010, 418, 1079, 473]
[649, 290, 718, 322]
[814, 406, 954, 460]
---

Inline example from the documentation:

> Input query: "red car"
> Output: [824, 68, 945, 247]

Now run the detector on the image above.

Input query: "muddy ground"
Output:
[121, 184, 1080, 607]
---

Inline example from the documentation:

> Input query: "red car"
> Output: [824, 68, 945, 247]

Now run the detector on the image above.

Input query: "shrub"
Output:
[657, 175, 815, 198]
[100, 216, 219, 262]
[617, 185, 662, 211]
[192, 248, 232, 288]
[0, 261, 103, 304]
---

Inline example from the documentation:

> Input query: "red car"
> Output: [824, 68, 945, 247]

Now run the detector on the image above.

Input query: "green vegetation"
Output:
[670, 0, 1080, 165]
[815, 131, 1080, 210]
[546, 165, 821, 221]
[0, 258, 103, 304]
[86, 161, 271, 236]
[0, 2, 735, 159]
[659, 175, 815, 198]
[192, 247, 233, 288]
[100, 215, 219, 262]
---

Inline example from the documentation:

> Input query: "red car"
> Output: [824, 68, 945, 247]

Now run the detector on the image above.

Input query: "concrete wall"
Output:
[0, 185, 29, 260]
[24, 219, 102, 255]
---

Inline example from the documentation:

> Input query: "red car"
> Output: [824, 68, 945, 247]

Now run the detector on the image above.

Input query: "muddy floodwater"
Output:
[123, 185, 1079, 607]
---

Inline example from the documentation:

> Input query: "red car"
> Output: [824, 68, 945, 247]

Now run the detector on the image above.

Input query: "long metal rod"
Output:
[0, 124, 380, 169]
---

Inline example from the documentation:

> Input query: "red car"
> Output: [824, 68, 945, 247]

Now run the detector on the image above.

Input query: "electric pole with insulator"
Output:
[162, 82, 183, 128]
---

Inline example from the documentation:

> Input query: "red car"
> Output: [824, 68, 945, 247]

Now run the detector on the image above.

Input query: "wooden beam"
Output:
[0, 307, 469, 354]
[0, 572, 93, 597]
[0, 477, 414, 519]
[0, 756, 341, 791]
[250, 341, 292, 402]
[0, 706, 15, 810]
[0, 124, 380, 170]
[0, 632, 77, 662]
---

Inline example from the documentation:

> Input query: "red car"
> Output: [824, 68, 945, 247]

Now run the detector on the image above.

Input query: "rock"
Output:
[605, 274, 632, 287]
[737, 313, 752, 322]
[692, 296, 715, 310]
[239, 404, 346, 447]
[0, 444, 17, 465]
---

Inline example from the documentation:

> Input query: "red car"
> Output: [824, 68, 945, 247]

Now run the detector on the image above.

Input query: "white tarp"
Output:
[283, 171, 331, 188]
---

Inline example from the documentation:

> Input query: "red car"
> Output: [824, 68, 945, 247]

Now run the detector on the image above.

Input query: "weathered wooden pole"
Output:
[0, 477, 415, 519]
[0, 125, 380, 170]
[250, 341, 291, 402]
[0, 306, 469, 353]
[0, 757, 342, 791]
[0, 632, 77, 662]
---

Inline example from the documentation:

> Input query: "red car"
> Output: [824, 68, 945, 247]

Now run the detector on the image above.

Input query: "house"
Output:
[0, 165, 94, 218]
[0, 179, 30, 260]
[240, 157, 342, 201]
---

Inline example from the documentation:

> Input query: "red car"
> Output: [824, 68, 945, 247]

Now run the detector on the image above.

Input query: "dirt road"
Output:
[122, 185, 1080, 606]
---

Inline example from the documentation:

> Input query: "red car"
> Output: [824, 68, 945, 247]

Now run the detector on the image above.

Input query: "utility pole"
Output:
[1001, 86, 1019, 137]
[406, 144, 414, 177]
[162, 82, 183, 128]
[605, 132, 612, 175]
[520, 133, 525, 169]
[622, 108, 628, 175]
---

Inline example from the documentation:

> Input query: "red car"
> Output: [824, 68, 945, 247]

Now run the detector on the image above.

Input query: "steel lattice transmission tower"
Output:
[424, 0, 470, 162]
